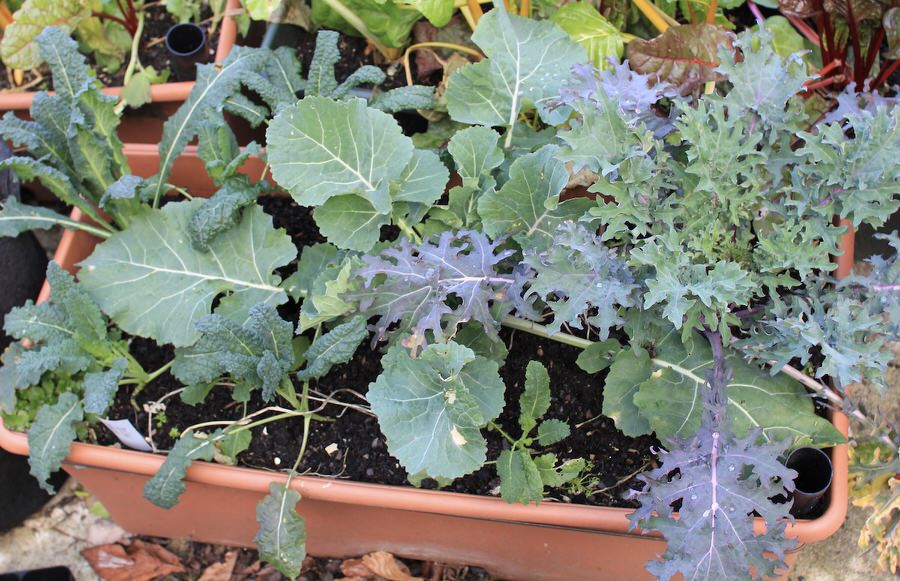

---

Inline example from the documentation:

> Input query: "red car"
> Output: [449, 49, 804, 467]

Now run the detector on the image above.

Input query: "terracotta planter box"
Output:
[0, 150, 854, 580]
[0, 0, 241, 143]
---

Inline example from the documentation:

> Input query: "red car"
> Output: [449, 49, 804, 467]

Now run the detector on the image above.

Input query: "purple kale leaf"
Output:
[555, 60, 679, 136]
[350, 231, 525, 347]
[822, 82, 900, 125]
[629, 335, 798, 580]
[520, 222, 638, 338]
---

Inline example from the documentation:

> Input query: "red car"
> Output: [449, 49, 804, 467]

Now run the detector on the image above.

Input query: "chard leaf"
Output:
[351, 230, 518, 345]
[144, 433, 216, 508]
[447, 126, 504, 186]
[627, 24, 732, 95]
[478, 145, 593, 251]
[27, 392, 83, 493]
[83, 358, 127, 416]
[188, 177, 266, 251]
[1, 8, 90, 70]
[368, 342, 505, 479]
[313, 195, 390, 252]
[497, 449, 543, 504]
[445, 5, 587, 138]
[0, 197, 91, 238]
[519, 360, 551, 435]
[310, 0, 420, 49]
[521, 222, 639, 337]
[536, 419, 570, 446]
[79, 201, 296, 347]
[172, 303, 295, 403]
[550, 2, 628, 70]
[150, 48, 268, 204]
[296, 316, 367, 381]
[267, 96, 413, 215]
[255, 483, 307, 579]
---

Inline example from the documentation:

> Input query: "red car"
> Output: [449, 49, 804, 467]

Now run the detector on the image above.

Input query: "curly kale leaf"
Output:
[520, 222, 638, 338]
[351, 230, 524, 346]
[629, 344, 798, 581]
[739, 279, 895, 392]
[795, 107, 900, 229]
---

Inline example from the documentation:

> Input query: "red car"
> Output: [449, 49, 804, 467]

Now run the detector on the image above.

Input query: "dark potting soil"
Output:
[97, 195, 659, 509]
[0, 4, 219, 92]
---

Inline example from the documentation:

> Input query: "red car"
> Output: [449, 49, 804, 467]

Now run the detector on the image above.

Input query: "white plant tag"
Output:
[100, 419, 152, 452]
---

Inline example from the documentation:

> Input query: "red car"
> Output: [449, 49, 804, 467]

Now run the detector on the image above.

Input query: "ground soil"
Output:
[98, 195, 660, 509]
[0, 4, 220, 92]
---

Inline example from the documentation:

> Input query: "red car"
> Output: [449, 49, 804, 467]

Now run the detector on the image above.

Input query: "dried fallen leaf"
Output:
[82, 539, 184, 581]
[341, 557, 375, 578]
[361, 551, 423, 581]
[198, 550, 238, 581]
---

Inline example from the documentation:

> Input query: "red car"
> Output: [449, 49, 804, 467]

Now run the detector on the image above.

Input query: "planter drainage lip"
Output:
[0, 412, 849, 542]
[0, 0, 240, 111]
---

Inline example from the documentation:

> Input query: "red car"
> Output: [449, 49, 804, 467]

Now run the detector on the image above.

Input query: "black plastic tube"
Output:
[786, 447, 833, 516]
[165, 23, 209, 81]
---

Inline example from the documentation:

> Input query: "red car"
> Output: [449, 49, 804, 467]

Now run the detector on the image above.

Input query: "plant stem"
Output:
[395, 216, 423, 244]
[489, 421, 518, 446]
[500, 315, 593, 349]
[143, 360, 173, 385]
[705, 0, 718, 24]
[631, 0, 678, 33]
[122, 10, 145, 87]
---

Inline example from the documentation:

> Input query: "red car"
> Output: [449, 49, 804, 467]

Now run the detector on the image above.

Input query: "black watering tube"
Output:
[786, 446, 834, 516]
[165, 23, 210, 81]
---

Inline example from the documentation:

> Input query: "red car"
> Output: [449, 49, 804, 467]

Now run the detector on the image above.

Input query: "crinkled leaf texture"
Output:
[255, 483, 307, 579]
[144, 433, 216, 508]
[607, 331, 845, 447]
[172, 303, 295, 403]
[27, 392, 83, 493]
[296, 316, 367, 381]
[79, 201, 296, 347]
[351, 230, 522, 346]
[631, 423, 798, 580]
[445, 5, 587, 136]
[368, 342, 505, 479]
[1, 263, 125, 414]
[520, 222, 638, 338]
[83, 359, 128, 416]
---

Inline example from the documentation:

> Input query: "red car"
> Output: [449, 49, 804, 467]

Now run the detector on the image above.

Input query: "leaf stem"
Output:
[143, 360, 173, 385]
[122, 10, 145, 87]
[500, 315, 593, 349]
[489, 421, 518, 446]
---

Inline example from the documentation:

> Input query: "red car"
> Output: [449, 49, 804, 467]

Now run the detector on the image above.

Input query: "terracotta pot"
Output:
[0, 153, 854, 580]
[0, 0, 241, 143]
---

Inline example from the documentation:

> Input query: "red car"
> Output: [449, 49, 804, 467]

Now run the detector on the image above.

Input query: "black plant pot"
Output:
[165, 23, 210, 81]
[0, 142, 65, 532]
